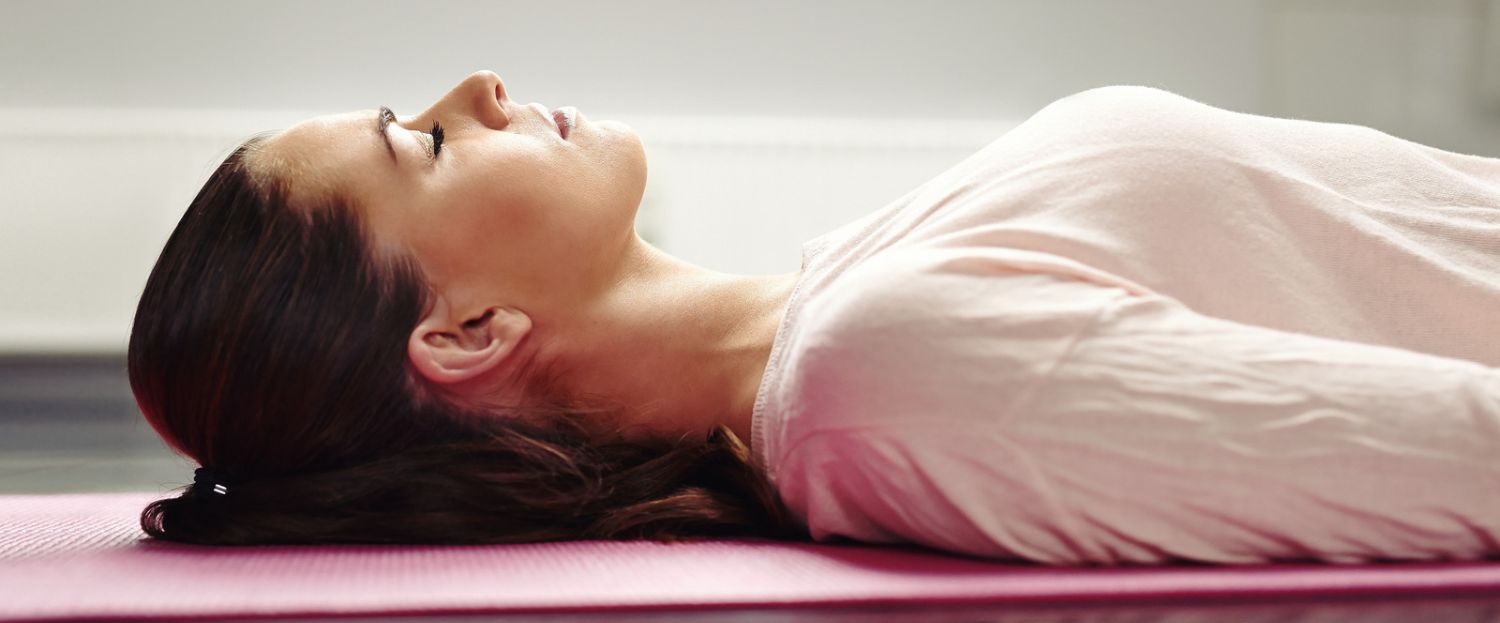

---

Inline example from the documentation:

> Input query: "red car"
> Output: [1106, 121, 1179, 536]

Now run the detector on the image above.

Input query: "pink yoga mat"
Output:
[4, 491, 1500, 622]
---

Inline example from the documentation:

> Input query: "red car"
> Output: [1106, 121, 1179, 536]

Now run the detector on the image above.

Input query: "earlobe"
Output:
[407, 297, 532, 386]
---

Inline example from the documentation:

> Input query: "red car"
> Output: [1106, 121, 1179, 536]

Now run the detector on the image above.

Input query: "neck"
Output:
[554, 235, 800, 449]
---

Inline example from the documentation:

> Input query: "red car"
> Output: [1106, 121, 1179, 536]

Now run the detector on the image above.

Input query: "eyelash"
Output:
[427, 121, 445, 157]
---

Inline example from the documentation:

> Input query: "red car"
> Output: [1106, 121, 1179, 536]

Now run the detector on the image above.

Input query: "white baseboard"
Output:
[0, 107, 1017, 354]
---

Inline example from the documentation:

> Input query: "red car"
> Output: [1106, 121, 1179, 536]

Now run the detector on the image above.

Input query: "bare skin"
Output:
[252, 70, 800, 447]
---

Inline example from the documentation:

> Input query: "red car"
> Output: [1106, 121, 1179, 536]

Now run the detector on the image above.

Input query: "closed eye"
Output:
[426, 121, 445, 158]
[380, 106, 444, 162]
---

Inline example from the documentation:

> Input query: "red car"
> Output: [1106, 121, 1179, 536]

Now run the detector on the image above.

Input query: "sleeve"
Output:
[775, 247, 1500, 566]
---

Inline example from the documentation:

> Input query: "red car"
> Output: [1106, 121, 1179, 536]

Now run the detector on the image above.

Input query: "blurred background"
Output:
[2, 0, 1497, 494]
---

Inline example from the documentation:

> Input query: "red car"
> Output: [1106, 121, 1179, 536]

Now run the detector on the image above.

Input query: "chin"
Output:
[586, 120, 648, 191]
[600, 119, 644, 149]
[610, 123, 648, 179]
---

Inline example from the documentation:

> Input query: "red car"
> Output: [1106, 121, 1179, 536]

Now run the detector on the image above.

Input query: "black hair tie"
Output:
[192, 466, 234, 497]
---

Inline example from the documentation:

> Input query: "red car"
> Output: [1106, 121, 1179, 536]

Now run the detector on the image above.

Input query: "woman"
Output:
[131, 71, 1500, 565]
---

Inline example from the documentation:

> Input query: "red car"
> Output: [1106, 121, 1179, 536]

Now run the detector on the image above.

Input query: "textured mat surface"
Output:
[5, 492, 1500, 622]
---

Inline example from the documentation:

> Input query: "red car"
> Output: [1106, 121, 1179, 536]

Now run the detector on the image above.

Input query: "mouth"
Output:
[551, 107, 577, 140]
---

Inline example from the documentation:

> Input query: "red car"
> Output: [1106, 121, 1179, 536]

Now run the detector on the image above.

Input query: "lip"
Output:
[552, 107, 577, 140]
[526, 103, 567, 140]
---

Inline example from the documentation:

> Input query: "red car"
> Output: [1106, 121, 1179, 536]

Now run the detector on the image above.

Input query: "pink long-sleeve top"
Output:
[749, 85, 1500, 565]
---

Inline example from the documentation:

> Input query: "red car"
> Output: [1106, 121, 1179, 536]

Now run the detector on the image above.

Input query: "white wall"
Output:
[0, 0, 1267, 115]
[1265, 0, 1500, 156]
[1, 0, 1496, 354]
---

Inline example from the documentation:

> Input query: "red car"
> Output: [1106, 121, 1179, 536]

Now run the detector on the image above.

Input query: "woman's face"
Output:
[254, 69, 648, 323]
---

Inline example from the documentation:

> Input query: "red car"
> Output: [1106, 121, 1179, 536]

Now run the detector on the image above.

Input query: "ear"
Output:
[407, 296, 533, 386]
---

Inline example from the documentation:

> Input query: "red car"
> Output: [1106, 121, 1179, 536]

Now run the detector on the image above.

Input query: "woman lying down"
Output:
[128, 72, 1500, 565]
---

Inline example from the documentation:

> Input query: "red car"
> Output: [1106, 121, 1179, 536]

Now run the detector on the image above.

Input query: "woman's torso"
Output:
[749, 85, 1500, 563]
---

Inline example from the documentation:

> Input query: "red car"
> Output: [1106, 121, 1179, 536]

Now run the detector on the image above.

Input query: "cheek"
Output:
[380, 189, 522, 288]
[432, 143, 599, 263]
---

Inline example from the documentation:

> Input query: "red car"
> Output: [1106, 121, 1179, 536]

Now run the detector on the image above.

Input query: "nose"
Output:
[417, 70, 511, 131]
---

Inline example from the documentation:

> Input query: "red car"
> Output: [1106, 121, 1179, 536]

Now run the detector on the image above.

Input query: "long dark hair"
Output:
[128, 137, 809, 545]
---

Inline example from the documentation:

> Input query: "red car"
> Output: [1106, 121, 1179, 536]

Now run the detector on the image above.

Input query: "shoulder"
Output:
[801, 246, 1131, 348]
[788, 246, 1134, 426]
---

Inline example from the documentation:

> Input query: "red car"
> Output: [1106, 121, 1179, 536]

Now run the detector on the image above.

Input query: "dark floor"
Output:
[0, 353, 192, 494]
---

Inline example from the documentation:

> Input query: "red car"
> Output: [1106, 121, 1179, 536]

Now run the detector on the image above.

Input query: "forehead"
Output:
[255, 109, 383, 202]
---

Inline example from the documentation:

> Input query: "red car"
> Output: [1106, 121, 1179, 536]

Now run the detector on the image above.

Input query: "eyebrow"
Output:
[376, 106, 396, 164]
